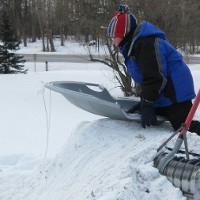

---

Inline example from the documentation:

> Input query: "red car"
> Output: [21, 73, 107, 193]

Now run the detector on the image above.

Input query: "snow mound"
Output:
[6, 119, 187, 200]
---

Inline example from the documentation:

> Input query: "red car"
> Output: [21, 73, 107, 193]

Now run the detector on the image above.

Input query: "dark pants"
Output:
[156, 101, 200, 135]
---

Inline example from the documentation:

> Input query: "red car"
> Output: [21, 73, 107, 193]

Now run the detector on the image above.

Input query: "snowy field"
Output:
[0, 40, 200, 200]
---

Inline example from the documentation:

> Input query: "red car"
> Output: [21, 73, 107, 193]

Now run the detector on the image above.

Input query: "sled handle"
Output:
[180, 89, 200, 135]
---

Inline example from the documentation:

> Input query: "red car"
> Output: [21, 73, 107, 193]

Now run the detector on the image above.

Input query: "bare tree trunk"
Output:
[60, 33, 65, 46]
[22, 32, 27, 47]
[37, 1, 45, 51]
[31, 0, 37, 42]
[49, 29, 55, 52]
[38, 15, 45, 51]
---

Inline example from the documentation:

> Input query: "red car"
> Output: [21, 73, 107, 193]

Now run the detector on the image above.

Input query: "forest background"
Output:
[0, 0, 200, 54]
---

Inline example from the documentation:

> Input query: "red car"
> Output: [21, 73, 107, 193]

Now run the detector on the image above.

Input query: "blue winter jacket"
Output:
[120, 21, 195, 107]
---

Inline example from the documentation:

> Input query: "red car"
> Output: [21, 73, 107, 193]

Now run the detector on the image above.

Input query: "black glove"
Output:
[127, 102, 141, 114]
[141, 98, 157, 128]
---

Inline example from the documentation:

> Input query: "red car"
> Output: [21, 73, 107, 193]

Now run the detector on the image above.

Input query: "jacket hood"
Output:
[128, 21, 166, 56]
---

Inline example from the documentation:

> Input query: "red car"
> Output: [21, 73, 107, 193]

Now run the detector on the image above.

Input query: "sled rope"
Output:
[42, 85, 52, 159]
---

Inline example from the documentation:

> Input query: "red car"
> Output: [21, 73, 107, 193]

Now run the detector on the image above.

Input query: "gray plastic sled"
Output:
[45, 81, 166, 122]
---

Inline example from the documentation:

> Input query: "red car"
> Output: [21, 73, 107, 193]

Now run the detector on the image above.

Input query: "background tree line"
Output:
[0, 0, 200, 53]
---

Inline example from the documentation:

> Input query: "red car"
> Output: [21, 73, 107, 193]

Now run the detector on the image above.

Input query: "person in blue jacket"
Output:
[108, 4, 200, 134]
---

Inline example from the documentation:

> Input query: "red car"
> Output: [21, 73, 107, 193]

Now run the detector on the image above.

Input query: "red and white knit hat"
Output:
[108, 5, 137, 38]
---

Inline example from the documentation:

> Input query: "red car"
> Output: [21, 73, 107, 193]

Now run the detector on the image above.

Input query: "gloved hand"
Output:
[127, 102, 141, 114]
[141, 98, 157, 128]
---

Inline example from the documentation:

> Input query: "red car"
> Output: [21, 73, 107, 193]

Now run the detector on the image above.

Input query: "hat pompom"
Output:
[118, 4, 129, 13]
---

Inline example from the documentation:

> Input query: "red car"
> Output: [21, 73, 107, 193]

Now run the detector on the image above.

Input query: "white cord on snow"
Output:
[40, 83, 52, 160]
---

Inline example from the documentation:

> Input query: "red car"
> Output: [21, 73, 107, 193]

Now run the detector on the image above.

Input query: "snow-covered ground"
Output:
[17, 38, 108, 55]
[0, 40, 200, 200]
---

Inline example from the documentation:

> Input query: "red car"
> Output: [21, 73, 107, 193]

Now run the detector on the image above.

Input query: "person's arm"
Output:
[134, 37, 166, 102]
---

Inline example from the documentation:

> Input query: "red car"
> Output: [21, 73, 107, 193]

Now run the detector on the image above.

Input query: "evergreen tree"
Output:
[0, 10, 26, 74]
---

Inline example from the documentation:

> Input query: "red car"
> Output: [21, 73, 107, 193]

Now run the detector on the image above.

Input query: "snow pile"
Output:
[0, 67, 199, 199]
[2, 119, 187, 200]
